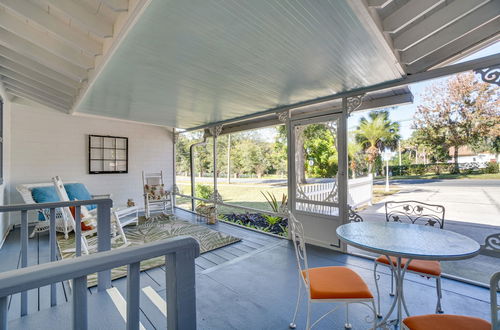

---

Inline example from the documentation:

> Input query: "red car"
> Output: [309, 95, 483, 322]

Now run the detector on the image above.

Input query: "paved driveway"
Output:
[366, 179, 500, 227]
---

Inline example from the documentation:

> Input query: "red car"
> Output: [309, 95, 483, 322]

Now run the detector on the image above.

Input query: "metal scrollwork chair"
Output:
[374, 200, 446, 316]
[402, 271, 498, 330]
[288, 212, 376, 330]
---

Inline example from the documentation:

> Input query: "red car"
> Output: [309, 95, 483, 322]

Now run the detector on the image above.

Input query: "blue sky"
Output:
[349, 41, 500, 139]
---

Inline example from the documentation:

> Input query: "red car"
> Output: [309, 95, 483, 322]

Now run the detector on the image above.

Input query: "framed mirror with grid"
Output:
[88, 135, 128, 174]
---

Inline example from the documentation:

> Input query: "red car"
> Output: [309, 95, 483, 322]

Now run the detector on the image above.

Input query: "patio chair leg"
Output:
[306, 299, 311, 330]
[344, 303, 352, 329]
[435, 277, 443, 313]
[371, 300, 377, 330]
[289, 281, 302, 329]
[373, 263, 382, 318]
[390, 269, 395, 296]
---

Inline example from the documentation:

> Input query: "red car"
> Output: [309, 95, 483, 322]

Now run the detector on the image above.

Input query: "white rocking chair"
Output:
[52, 176, 128, 254]
[143, 171, 173, 218]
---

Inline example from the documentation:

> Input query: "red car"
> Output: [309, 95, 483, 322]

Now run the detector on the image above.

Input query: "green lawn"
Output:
[176, 182, 288, 213]
[379, 172, 500, 180]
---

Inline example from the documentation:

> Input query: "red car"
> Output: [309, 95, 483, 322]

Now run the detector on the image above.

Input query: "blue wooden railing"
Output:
[0, 234, 199, 329]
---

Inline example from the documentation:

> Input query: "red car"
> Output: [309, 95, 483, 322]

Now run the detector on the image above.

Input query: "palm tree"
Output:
[355, 110, 400, 173]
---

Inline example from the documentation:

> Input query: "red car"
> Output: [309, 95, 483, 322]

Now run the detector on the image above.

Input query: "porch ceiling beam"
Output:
[41, 0, 113, 38]
[0, 0, 102, 56]
[406, 19, 500, 73]
[367, 0, 393, 9]
[0, 47, 80, 89]
[4, 86, 71, 112]
[383, 0, 445, 33]
[393, 0, 490, 51]
[183, 53, 500, 132]
[101, 0, 129, 12]
[347, 0, 405, 76]
[0, 67, 76, 98]
[0, 9, 94, 69]
[0, 29, 87, 81]
[1, 76, 74, 104]
[401, 2, 500, 64]
[0, 57, 78, 96]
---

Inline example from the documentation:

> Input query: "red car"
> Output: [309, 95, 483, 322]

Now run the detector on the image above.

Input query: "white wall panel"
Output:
[9, 102, 173, 224]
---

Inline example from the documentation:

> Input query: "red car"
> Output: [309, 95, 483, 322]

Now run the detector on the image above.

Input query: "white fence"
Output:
[298, 174, 373, 211]
[347, 174, 373, 208]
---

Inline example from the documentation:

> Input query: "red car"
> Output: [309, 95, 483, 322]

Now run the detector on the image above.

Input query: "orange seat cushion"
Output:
[403, 314, 490, 330]
[302, 266, 373, 300]
[376, 255, 441, 276]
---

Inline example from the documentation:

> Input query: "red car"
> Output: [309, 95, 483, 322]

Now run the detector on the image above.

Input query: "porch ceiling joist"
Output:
[101, 0, 129, 12]
[40, 0, 114, 38]
[382, 0, 445, 33]
[1, 76, 74, 104]
[0, 0, 136, 113]
[0, 57, 78, 96]
[0, 9, 94, 69]
[0, 47, 80, 89]
[367, 0, 393, 9]
[407, 19, 500, 73]
[2, 84, 69, 110]
[0, 0, 102, 56]
[0, 28, 87, 81]
[393, 0, 490, 51]
[0, 67, 76, 98]
[401, 1, 500, 65]
[5, 88, 69, 113]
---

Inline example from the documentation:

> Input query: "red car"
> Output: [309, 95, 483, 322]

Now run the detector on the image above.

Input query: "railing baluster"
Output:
[0, 296, 7, 329]
[49, 208, 57, 307]
[20, 210, 28, 317]
[97, 201, 112, 291]
[75, 206, 82, 257]
[126, 262, 141, 330]
[72, 276, 88, 330]
[166, 249, 197, 330]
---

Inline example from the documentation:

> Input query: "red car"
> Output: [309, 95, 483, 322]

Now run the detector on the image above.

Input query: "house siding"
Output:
[0, 97, 12, 247]
[9, 101, 173, 225]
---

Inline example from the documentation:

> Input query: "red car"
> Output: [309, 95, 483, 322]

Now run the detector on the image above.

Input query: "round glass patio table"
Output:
[336, 222, 480, 329]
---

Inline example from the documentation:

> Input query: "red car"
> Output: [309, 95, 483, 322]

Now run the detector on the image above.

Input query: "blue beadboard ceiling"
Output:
[76, 0, 403, 128]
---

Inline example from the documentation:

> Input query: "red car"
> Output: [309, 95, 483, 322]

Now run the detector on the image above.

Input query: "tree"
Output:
[355, 110, 400, 173]
[413, 72, 500, 173]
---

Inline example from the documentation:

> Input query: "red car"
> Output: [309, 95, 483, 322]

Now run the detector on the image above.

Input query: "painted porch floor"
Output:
[1, 209, 492, 329]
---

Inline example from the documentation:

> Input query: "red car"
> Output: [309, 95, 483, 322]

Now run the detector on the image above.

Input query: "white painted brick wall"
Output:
[9, 102, 173, 224]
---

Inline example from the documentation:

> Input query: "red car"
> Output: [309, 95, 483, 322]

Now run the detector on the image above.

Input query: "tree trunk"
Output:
[453, 146, 460, 173]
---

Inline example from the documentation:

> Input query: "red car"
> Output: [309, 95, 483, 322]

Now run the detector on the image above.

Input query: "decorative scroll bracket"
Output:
[474, 66, 500, 86]
[346, 94, 365, 115]
[209, 124, 224, 138]
[277, 110, 290, 123]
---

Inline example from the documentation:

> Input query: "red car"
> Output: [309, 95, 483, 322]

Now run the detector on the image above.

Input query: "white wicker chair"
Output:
[16, 181, 110, 240]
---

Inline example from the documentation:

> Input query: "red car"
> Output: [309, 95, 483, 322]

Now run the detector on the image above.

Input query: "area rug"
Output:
[57, 213, 241, 287]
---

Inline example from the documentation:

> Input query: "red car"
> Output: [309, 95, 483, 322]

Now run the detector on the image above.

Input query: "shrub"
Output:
[409, 164, 426, 176]
[195, 184, 213, 201]
[484, 161, 499, 174]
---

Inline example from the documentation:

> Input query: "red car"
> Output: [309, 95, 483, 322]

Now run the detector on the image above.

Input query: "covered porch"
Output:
[0, 0, 498, 329]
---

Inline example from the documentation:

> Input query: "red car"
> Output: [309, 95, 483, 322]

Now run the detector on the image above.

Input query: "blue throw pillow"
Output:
[31, 186, 60, 220]
[64, 183, 96, 210]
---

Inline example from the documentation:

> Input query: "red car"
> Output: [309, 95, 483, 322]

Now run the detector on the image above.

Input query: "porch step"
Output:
[8, 286, 165, 329]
